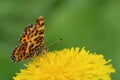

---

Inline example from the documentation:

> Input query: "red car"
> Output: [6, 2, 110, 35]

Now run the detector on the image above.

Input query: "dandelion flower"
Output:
[13, 47, 115, 80]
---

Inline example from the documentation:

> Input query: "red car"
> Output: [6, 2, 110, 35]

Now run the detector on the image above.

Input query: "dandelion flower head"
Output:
[13, 47, 115, 80]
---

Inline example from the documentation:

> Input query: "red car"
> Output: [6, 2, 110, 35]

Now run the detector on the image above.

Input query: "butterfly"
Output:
[11, 16, 47, 62]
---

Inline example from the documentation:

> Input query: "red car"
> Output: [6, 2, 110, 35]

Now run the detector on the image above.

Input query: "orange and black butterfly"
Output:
[11, 16, 47, 62]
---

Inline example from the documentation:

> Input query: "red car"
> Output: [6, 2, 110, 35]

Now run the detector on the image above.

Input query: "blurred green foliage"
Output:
[0, 0, 120, 80]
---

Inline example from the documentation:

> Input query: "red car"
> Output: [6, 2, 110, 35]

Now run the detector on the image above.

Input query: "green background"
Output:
[0, 0, 119, 80]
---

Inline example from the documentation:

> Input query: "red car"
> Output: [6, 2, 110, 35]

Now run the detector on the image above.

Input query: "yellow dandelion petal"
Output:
[13, 47, 115, 80]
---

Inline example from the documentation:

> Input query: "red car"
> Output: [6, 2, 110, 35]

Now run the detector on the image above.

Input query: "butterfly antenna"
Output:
[46, 38, 62, 48]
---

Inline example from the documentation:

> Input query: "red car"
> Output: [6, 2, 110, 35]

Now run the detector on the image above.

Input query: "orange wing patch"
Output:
[11, 16, 46, 62]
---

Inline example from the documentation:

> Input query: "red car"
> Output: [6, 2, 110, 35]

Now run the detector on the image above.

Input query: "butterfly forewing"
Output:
[11, 16, 45, 62]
